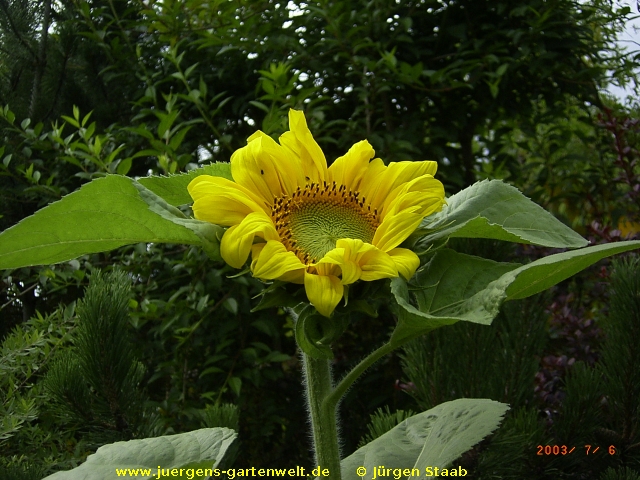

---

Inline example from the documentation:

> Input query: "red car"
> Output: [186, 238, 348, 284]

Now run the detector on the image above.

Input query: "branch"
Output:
[0, 283, 38, 312]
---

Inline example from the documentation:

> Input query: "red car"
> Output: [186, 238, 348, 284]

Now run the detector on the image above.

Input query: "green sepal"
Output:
[227, 267, 252, 279]
[333, 279, 388, 318]
[251, 282, 306, 312]
[294, 305, 352, 360]
[294, 305, 334, 360]
[339, 299, 379, 318]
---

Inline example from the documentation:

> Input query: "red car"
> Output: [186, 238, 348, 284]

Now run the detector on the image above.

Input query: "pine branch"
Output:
[0, 0, 38, 60]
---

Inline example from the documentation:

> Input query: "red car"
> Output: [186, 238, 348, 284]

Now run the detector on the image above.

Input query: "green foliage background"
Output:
[1, 0, 639, 477]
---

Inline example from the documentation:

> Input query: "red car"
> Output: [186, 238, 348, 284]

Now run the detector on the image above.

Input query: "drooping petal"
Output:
[312, 261, 342, 278]
[220, 212, 279, 268]
[318, 246, 359, 284]
[304, 271, 343, 317]
[356, 243, 400, 281]
[318, 239, 398, 284]
[232, 131, 305, 200]
[327, 140, 375, 190]
[277, 268, 306, 284]
[359, 160, 439, 211]
[387, 248, 420, 280]
[279, 110, 327, 183]
[250, 240, 306, 280]
[372, 208, 424, 252]
[188, 175, 268, 225]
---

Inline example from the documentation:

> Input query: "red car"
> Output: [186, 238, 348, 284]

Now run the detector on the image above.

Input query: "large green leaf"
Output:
[390, 241, 640, 345]
[0, 175, 223, 269]
[416, 180, 587, 248]
[137, 162, 232, 206]
[340, 399, 508, 479]
[42, 428, 237, 480]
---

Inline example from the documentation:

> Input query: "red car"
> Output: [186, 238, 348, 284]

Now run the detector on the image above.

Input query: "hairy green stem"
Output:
[326, 341, 396, 411]
[303, 354, 342, 478]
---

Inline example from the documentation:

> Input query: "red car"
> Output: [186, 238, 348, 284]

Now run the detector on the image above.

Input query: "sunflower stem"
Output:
[325, 341, 395, 412]
[302, 353, 342, 479]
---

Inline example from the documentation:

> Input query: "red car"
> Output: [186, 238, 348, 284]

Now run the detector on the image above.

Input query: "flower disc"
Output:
[272, 181, 379, 263]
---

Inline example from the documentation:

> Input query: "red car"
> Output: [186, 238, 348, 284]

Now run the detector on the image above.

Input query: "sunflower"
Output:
[188, 110, 445, 317]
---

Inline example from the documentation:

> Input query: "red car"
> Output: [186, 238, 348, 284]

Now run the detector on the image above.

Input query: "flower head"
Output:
[188, 110, 445, 316]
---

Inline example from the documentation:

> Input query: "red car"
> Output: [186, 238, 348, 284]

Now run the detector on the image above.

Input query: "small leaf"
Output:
[157, 110, 180, 139]
[169, 126, 193, 151]
[341, 399, 509, 479]
[223, 297, 238, 315]
[184, 62, 199, 79]
[196, 294, 209, 313]
[199, 77, 208, 98]
[81, 111, 92, 128]
[228, 377, 242, 396]
[42, 428, 237, 480]
[116, 157, 133, 175]
[248, 100, 270, 113]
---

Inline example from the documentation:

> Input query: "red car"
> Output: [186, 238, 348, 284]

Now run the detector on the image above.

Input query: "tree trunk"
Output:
[460, 122, 476, 188]
[29, 0, 52, 120]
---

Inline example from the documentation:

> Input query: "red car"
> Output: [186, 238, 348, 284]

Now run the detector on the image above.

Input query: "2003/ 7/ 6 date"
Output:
[537, 445, 617, 456]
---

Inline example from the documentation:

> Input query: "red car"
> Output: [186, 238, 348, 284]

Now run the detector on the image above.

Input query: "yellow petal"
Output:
[188, 175, 268, 225]
[311, 262, 342, 278]
[318, 246, 360, 284]
[360, 160, 440, 210]
[370, 175, 445, 251]
[278, 269, 306, 284]
[220, 212, 279, 268]
[231, 132, 304, 200]
[327, 140, 375, 190]
[304, 271, 344, 317]
[387, 248, 420, 280]
[356, 243, 399, 281]
[372, 209, 424, 252]
[250, 240, 305, 280]
[357, 158, 386, 202]
[382, 175, 446, 219]
[279, 110, 327, 183]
